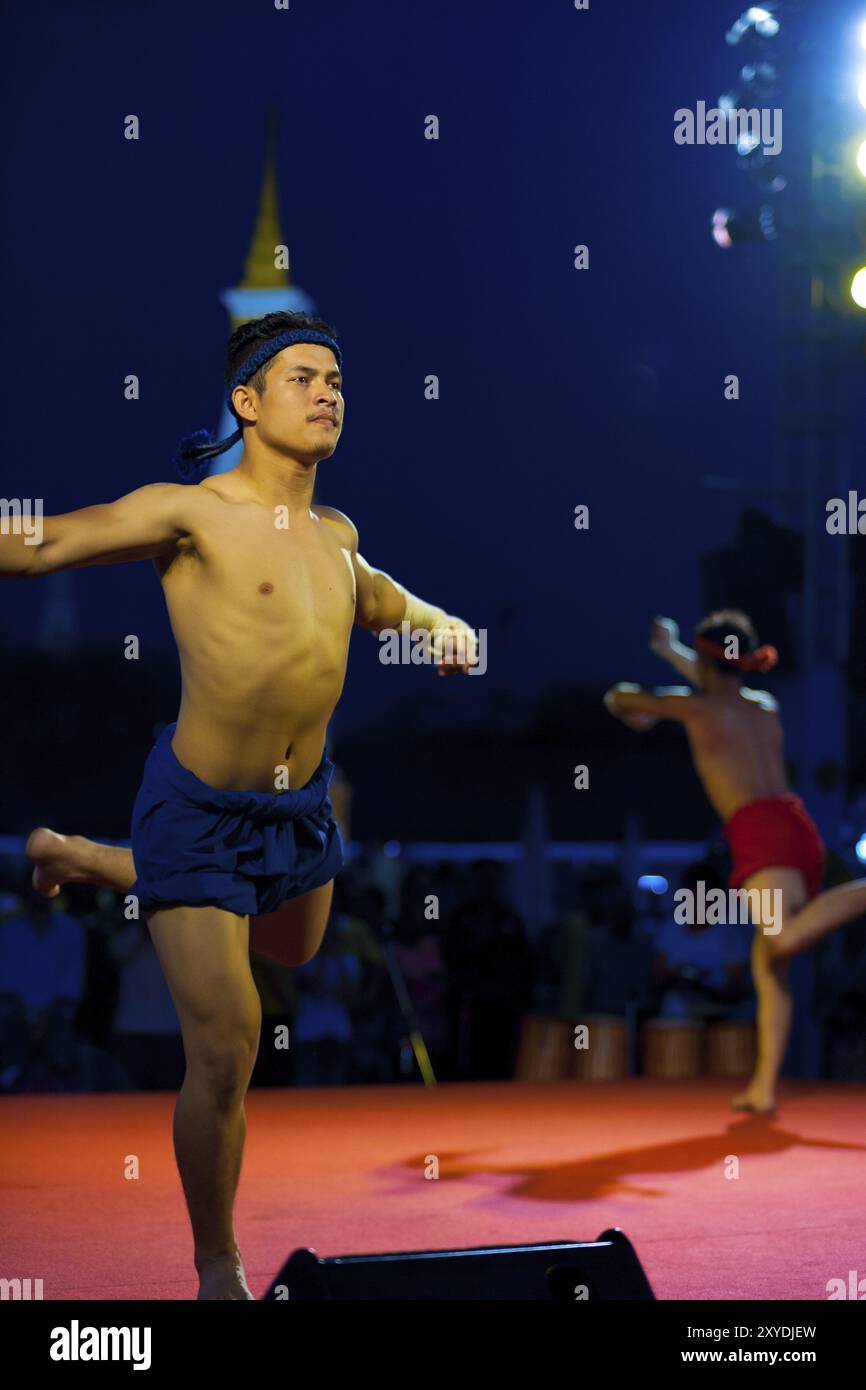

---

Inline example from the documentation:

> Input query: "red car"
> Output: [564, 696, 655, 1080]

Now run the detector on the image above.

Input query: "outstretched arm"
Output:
[604, 682, 699, 731]
[317, 506, 478, 675]
[0, 484, 195, 578]
[649, 616, 705, 690]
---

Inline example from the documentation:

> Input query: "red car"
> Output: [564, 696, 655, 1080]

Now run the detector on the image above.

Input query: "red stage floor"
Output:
[2, 1078, 864, 1300]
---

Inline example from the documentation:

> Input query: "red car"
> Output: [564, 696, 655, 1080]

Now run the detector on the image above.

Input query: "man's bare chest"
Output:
[167, 520, 356, 626]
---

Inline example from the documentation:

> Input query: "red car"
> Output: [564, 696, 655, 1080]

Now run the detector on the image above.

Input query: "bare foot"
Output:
[731, 1083, 776, 1114]
[25, 827, 89, 898]
[196, 1252, 255, 1301]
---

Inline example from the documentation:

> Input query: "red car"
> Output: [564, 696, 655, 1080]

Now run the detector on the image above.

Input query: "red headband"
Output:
[694, 633, 779, 673]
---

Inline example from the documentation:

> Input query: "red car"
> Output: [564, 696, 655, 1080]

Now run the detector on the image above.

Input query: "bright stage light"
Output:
[737, 130, 761, 156]
[855, 834, 866, 864]
[746, 7, 780, 37]
[727, 6, 780, 45]
[857, 140, 866, 176]
[713, 210, 734, 249]
[712, 205, 777, 248]
[851, 267, 866, 306]
[638, 875, 669, 895]
[742, 61, 777, 86]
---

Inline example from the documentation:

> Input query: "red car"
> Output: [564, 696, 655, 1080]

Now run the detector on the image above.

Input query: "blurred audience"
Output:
[3, 839, 864, 1089]
[0, 880, 86, 1090]
[653, 856, 753, 1022]
[443, 860, 532, 1079]
[393, 866, 448, 1072]
[582, 869, 656, 1016]
[291, 914, 362, 1086]
[108, 911, 185, 1090]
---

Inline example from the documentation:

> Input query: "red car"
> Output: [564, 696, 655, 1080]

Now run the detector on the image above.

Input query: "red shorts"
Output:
[723, 794, 826, 901]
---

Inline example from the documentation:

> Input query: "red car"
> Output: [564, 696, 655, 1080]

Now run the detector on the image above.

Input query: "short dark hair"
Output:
[695, 608, 759, 676]
[226, 310, 340, 425]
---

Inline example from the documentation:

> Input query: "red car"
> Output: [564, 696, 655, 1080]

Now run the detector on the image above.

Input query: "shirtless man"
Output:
[604, 609, 866, 1113]
[1, 310, 478, 1298]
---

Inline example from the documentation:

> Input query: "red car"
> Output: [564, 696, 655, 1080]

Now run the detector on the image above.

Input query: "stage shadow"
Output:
[398, 1119, 866, 1201]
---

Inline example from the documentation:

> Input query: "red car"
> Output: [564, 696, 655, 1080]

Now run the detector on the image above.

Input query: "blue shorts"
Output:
[130, 723, 344, 916]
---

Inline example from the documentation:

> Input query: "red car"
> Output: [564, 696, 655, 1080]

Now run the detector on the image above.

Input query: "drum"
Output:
[705, 1021, 757, 1077]
[514, 1015, 573, 1082]
[641, 1018, 704, 1079]
[570, 1013, 629, 1081]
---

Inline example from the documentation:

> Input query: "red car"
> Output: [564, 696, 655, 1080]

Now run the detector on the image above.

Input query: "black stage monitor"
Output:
[263, 1227, 655, 1301]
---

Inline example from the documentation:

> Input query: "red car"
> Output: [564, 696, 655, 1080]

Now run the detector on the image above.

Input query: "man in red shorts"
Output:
[604, 609, 866, 1112]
